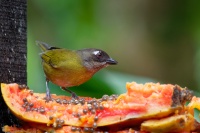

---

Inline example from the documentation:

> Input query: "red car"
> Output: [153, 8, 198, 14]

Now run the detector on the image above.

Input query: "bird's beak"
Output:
[106, 58, 118, 65]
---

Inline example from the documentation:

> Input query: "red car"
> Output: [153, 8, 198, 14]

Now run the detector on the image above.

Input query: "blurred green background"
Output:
[27, 0, 200, 97]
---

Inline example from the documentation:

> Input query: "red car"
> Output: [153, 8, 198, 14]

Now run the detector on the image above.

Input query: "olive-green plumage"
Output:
[36, 41, 117, 101]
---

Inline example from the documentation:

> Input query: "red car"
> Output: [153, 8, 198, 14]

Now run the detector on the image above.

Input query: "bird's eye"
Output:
[93, 51, 102, 58]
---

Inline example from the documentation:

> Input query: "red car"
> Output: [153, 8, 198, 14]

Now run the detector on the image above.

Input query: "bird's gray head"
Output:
[77, 48, 117, 71]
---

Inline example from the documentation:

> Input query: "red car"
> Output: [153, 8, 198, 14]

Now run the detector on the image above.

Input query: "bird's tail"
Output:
[36, 41, 52, 52]
[36, 41, 60, 52]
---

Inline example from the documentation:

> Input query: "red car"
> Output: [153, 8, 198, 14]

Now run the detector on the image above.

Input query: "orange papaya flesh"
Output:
[30, 122, 148, 133]
[2, 124, 143, 133]
[2, 125, 43, 133]
[3, 123, 76, 133]
[3, 117, 200, 133]
[1, 82, 193, 130]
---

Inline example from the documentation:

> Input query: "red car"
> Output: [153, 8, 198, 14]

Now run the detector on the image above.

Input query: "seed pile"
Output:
[19, 85, 119, 132]
[69, 97, 104, 131]
[71, 126, 109, 133]
[48, 116, 65, 129]
[70, 94, 118, 132]
[22, 97, 46, 113]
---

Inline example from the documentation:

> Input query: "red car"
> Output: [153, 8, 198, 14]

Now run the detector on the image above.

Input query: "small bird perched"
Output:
[36, 41, 118, 101]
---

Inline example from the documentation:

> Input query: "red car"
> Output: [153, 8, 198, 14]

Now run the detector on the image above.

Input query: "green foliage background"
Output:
[28, 0, 200, 97]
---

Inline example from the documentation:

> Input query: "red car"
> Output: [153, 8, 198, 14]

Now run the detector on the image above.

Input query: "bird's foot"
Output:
[61, 87, 79, 99]
[44, 93, 52, 102]
[71, 92, 79, 100]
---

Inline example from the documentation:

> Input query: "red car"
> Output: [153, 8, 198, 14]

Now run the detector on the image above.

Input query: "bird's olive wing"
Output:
[40, 49, 78, 69]
[40, 53, 59, 68]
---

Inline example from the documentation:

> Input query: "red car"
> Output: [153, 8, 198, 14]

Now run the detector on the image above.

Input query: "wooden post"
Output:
[0, 0, 27, 127]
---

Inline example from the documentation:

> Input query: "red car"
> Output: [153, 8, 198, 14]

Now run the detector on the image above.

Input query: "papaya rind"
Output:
[141, 113, 195, 133]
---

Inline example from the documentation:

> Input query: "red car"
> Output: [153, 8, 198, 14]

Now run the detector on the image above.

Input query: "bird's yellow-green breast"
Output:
[41, 49, 95, 87]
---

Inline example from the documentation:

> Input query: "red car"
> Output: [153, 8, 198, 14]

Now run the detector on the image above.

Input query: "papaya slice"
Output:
[2, 124, 141, 133]
[1, 82, 194, 132]
[141, 113, 195, 133]
[2, 125, 43, 133]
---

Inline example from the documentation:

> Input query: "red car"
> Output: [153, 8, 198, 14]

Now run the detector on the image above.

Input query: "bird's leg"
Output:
[45, 79, 52, 102]
[61, 87, 79, 99]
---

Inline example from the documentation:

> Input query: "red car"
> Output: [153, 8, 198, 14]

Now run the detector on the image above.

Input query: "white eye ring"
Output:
[93, 51, 101, 56]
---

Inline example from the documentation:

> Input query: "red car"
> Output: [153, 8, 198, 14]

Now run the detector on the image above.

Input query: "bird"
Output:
[36, 41, 118, 101]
